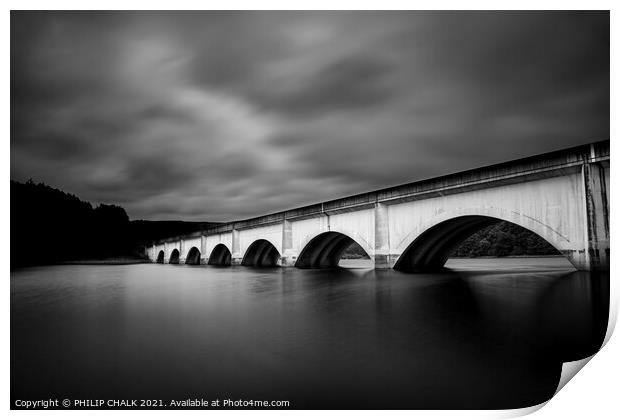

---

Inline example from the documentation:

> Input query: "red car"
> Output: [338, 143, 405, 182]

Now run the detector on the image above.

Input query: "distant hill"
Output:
[10, 179, 219, 268]
[451, 221, 559, 257]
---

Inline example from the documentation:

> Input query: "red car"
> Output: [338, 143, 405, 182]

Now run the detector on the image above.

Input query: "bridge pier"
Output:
[374, 203, 390, 269]
[581, 160, 610, 271]
[200, 236, 208, 264]
[374, 203, 401, 269]
[231, 228, 243, 265]
[280, 219, 296, 267]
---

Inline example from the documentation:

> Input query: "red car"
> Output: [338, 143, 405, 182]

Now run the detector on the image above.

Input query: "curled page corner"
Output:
[493, 401, 548, 419]
[547, 288, 618, 400]
[494, 356, 596, 419]
[602, 290, 618, 348]
[554, 355, 595, 396]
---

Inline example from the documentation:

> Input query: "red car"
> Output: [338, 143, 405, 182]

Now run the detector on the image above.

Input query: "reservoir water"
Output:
[11, 257, 609, 409]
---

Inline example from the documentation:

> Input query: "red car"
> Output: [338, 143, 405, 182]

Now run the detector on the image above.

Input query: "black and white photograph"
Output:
[8, 6, 613, 414]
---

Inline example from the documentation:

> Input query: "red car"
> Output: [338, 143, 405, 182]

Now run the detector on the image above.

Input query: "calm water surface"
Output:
[11, 258, 608, 409]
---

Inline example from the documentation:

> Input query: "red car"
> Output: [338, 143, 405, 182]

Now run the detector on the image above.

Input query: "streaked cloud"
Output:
[11, 11, 609, 221]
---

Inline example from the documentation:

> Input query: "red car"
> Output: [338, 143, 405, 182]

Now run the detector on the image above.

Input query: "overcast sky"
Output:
[11, 11, 609, 221]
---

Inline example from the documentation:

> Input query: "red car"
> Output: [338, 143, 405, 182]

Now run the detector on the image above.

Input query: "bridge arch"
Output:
[296, 231, 369, 268]
[392, 206, 572, 257]
[393, 211, 572, 272]
[185, 246, 201, 265]
[242, 239, 281, 267]
[156, 250, 165, 263]
[208, 244, 232, 266]
[169, 249, 180, 264]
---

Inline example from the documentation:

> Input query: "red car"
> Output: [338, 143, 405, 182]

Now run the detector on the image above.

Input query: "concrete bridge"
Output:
[146, 140, 609, 271]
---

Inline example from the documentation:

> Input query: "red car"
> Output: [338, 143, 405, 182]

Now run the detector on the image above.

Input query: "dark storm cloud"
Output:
[417, 12, 609, 114]
[247, 55, 394, 116]
[10, 11, 609, 221]
[139, 104, 197, 125]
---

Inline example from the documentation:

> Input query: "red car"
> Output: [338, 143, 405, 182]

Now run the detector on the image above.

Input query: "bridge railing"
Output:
[233, 213, 286, 230]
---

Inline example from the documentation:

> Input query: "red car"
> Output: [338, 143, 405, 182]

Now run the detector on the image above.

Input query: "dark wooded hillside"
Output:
[11, 180, 218, 268]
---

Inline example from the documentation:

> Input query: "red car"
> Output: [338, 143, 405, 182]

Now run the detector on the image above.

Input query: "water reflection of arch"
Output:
[241, 239, 281, 267]
[393, 211, 570, 272]
[185, 246, 201, 265]
[295, 231, 369, 268]
[208, 244, 232, 266]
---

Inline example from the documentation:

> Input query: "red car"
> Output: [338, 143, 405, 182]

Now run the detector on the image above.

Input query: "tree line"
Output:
[11, 180, 217, 268]
[450, 221, 559, 257]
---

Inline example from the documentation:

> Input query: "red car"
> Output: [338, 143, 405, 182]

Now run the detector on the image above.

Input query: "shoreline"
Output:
[447, 254, 562, 259]
[12, 255, 563, 270]
[64, 255, 564, 265]
[341, 254, 562, 261]
[56, 258, 151, 266]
